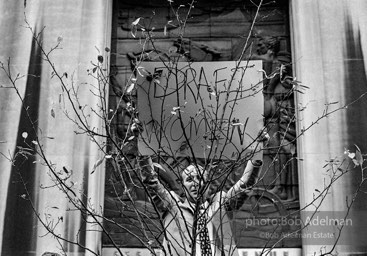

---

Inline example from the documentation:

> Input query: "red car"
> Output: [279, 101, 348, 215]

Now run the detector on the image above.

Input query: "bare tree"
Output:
[1, 1, 366, 256]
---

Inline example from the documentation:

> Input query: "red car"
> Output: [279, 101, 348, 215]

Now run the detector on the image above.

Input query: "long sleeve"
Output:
[138, 156, 178, 213]
[224, 160, 262, 210]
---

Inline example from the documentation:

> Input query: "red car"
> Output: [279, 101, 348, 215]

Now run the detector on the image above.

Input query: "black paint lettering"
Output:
[230, 117, 249, 145]
[185, 67, 198, 103]
[170, 118, 185, 142]
[213, 66, 227, 90]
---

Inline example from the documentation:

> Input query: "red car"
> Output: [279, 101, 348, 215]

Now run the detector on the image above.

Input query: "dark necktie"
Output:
[198, 206, 212, 256]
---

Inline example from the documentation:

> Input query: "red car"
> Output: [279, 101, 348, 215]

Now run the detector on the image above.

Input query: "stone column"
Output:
[0, 1, 112, 255]
[291, 0, 367, 255]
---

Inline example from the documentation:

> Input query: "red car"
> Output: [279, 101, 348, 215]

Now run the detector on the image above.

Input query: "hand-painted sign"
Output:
[137, 61, 263, 159]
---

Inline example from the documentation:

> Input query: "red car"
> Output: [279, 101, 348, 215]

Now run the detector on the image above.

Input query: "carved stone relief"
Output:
[251, 36, 297, 201]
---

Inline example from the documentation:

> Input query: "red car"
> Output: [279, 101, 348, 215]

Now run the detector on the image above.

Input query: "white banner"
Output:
[137, 61, 263, 159]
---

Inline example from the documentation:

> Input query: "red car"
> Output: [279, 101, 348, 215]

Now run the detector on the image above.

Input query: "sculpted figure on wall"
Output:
[252, 36, 297, 201]
[252, 36, 280, 62]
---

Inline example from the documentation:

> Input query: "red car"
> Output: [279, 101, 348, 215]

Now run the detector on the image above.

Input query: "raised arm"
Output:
[138, 156, 179, 213]
[224, 160, 262, 210]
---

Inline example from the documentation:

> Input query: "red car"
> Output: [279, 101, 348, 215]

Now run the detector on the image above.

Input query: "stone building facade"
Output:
[0, 1, 367, 255]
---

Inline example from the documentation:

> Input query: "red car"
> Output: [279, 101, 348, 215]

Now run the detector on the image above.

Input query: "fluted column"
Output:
[291, 0, 367, 255]
[0, 1, 112, 255]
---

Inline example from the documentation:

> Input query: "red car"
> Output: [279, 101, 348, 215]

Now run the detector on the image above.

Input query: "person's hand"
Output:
[245, 128, 269, 161]
[257, 128, 270, 143]
[137, 156, 156, 182]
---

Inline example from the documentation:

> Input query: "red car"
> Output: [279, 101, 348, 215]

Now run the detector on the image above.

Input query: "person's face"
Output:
[182, 165, 208, 203]
[257, 39, 268, 55]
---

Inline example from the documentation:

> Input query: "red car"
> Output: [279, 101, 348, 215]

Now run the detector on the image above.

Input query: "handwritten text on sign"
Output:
[137, 61, 263, 159]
